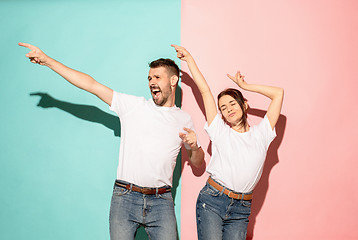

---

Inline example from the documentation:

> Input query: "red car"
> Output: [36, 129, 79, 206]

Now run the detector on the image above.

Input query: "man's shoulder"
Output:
[172, 108, 193, 122]
[113, 91, 148, 104]
[113, 91, 145, 99]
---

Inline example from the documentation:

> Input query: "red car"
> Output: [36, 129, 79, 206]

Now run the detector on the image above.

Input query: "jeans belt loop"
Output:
[130, 184, 133, 192]
[220, 186, 225, 196]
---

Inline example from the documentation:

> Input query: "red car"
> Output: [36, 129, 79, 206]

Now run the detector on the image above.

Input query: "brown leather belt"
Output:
[115, 181, 171, 195]
[208, 177, 253, 200]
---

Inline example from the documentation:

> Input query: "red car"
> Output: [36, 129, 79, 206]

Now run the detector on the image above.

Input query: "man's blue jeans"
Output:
[196, 181, 252, 240]
[109, 180, 177, 240]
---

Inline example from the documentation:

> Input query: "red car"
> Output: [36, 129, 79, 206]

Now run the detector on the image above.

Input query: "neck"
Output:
[163, 98, 175, 107]
[231, 122, 249, 133]
[162, 90, 176, 107]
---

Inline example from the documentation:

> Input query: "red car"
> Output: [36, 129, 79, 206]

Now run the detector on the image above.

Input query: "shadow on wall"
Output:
[246, 109, 286, 240]
[178, 71, 207, 176]
[30, 90, 184, 240]
[180, 71, 287, 240]
[180, 71, 207, 176]
[30, 92, 121, 136]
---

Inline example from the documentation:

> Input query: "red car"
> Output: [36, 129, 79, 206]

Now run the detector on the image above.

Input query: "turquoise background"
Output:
[0, 0, 181, 239]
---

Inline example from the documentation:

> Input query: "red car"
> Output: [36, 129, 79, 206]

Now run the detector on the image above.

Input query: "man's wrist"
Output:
[191, 145, 200, 151]
[186, 56, 195, 63]
[44, 57, 55, 68]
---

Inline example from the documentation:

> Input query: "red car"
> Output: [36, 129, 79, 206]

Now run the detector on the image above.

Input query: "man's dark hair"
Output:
[149, 58, 179, 78]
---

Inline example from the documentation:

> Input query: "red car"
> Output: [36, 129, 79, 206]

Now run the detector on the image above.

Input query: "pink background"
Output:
[180, 0, 358, 239]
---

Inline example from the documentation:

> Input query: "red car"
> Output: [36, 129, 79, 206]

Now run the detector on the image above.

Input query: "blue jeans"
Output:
[109, 180, 177, 240]
[196, 181, 252, 240]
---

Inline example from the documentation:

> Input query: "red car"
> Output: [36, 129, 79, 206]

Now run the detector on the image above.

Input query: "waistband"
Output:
[115, 180, 171, 195]
[207, 177, 253, 200]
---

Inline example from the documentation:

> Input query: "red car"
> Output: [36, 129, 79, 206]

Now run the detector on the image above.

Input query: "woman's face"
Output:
[218, 94, 243, 125]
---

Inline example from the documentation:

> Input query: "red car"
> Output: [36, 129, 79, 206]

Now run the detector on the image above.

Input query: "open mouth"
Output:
[151, 87, 161, 100]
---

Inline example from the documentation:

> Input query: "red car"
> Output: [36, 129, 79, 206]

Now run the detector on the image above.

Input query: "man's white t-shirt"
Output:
[110, 91, 197, 188]
[204, 114, 276, 193]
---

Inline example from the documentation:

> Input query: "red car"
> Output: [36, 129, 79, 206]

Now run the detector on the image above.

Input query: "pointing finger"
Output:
[183, 127, 193, 133]
[227, 74, 235, 81]
[18, 42, 36, 50]
[171, 44, 183, 50]
[171, 44, 187, 54]
[171, 44, 182, 52]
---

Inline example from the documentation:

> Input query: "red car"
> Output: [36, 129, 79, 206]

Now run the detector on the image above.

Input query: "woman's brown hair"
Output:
[217, 88, 248, 129]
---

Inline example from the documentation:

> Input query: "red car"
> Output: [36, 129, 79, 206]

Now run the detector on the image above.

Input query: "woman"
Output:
[171, 45, 284, 240]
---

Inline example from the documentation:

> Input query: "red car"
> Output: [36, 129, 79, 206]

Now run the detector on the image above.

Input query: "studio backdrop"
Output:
[1, 0, 357, 239]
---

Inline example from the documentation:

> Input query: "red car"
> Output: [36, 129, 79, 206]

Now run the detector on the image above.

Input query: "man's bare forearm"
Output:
[20, 42, 113, 105]
[189, 147, 205, 168]
[46, 57, 97, 94]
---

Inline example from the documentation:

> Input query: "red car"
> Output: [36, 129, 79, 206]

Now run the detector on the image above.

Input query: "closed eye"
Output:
[148, 75, 160, 81]
[229, 100, 237, 106]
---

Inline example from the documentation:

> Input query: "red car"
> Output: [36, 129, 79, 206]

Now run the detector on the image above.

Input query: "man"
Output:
[19, 42, 204, 240]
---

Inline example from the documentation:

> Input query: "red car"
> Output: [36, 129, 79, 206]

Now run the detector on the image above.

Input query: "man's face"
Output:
[148, 66, 173, 106]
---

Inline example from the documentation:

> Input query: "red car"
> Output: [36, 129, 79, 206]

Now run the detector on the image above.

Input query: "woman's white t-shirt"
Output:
[204, 114, 276, 193]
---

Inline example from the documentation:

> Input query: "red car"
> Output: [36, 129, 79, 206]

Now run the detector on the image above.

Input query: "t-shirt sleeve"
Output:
[109, 91, 144, 117]
[257, 114, 277, 150]
[204, 114, 225, 140]
[183, 116, 201, 150]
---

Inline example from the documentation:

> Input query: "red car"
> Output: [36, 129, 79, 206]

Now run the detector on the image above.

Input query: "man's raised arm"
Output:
[19, 42, 113, 105]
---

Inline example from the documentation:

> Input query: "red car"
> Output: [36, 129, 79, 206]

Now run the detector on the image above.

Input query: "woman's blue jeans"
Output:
[109, 181, 177, 240]
[196, 182, 252, 240]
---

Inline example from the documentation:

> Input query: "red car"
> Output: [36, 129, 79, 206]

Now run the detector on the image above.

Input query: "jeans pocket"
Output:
[113, 186, 129, 196]
[242, 200, 252, 208]
[202, 185, 220, 197]
[158, 192, 173, 201]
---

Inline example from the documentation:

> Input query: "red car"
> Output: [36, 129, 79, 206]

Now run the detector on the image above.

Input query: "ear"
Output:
[244, 101, 249, 112]
[170, 75, 179, 87]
